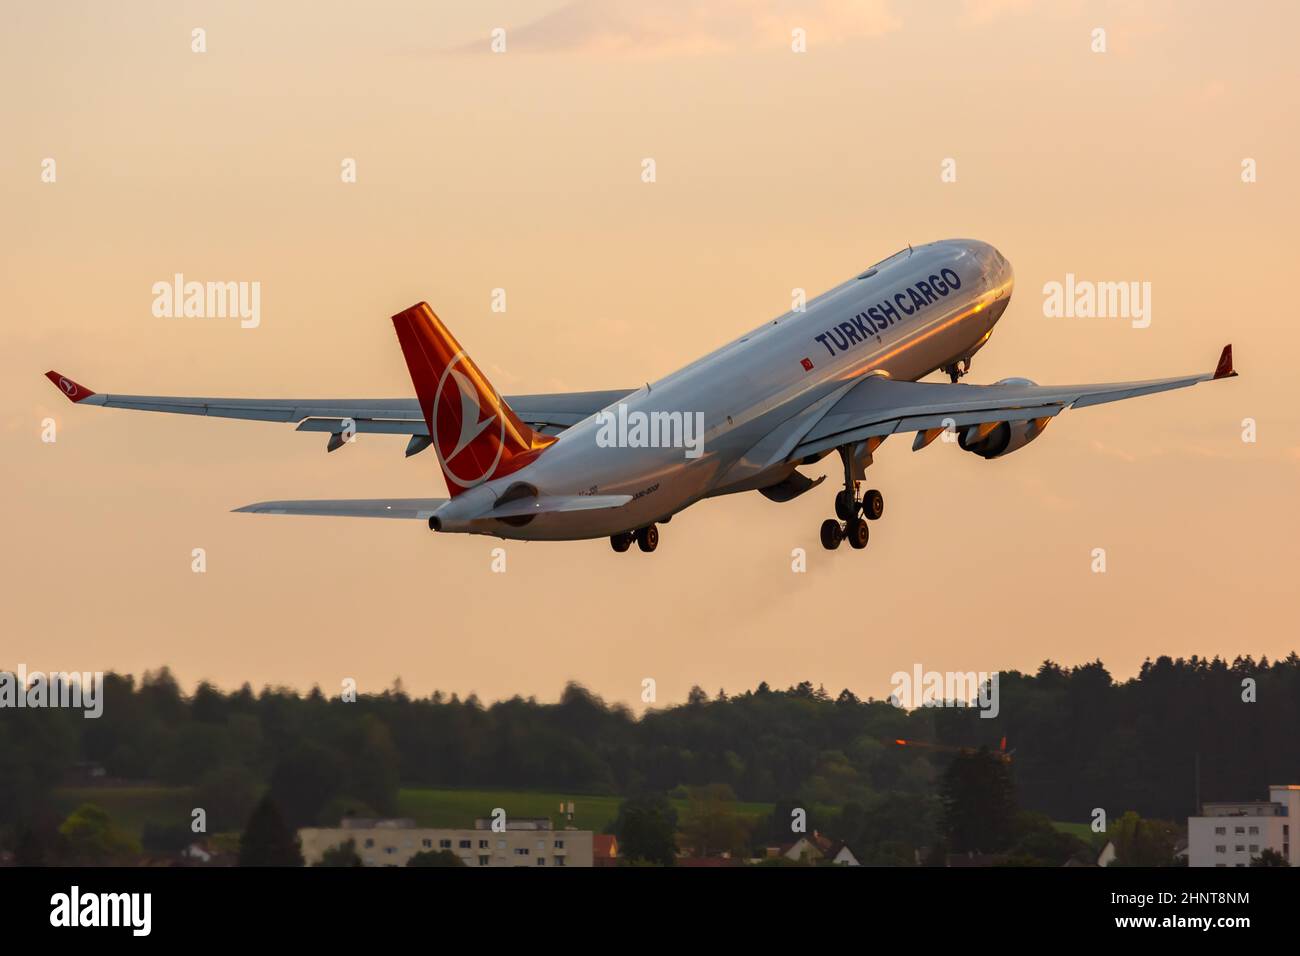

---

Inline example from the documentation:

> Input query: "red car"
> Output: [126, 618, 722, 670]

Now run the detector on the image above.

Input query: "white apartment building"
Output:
[1187, 784, 1298, 867]
[299, 816, 595, 868]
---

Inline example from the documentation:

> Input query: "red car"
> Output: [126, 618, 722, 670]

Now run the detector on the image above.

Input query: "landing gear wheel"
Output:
[861, 488, 884, 521]
[846, 517, 870, 549]
[610, 532, 633, 553]
[834, 490, 858, 521]
[819, 519, 843, 551]
[636, 524, 659, 553]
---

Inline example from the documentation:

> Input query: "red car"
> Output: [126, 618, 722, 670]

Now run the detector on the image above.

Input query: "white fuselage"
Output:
[436, 239, 1015, 539]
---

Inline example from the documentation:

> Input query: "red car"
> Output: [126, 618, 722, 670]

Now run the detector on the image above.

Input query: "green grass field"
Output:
[396, 788, 625, 831]
[53, 786, 195, 838]
[396, 788, 773, 833]
[1051, 821, 1095, 841]
[53, 784, 1083, 847]
[51, 785, 772, 839]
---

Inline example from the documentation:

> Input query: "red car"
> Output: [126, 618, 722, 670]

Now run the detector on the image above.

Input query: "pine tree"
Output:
[238, 796, 304, 867]
[939, 748, 1018, 854]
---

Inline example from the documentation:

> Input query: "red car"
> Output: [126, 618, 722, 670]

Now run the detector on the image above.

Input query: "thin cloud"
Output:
[468, 0, 902, 58]
[1089, 438, 1266, 464]
[960, 0, 1037, 26]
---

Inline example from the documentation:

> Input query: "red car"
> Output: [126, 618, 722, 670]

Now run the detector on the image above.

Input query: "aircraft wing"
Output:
[792, 345, 1237, 459]
[43, 371, 631, 441]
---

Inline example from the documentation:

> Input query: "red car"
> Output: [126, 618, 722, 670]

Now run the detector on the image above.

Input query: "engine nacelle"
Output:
[957, 378, 1050, 459]
[959, 417, 1050, 459]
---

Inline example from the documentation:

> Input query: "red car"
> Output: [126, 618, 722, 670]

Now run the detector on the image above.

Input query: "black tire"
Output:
[862, 488, 884, 521]
[846, 517, 870, 549]
[610, 532, 633, 553]
[637, 524, 659, 553]
[819, 519, 843, 551]
[834, 490, 858, 521]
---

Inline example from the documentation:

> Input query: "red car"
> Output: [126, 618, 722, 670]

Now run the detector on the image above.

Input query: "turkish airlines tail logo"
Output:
[391, 303, 555, 495]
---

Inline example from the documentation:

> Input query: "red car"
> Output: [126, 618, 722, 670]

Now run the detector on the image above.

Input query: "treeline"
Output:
[1, 654, 1296, 837]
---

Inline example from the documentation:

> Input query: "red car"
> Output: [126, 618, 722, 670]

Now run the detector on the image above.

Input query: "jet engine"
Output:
[958, 379, 1052, 459]
[957, 419, 1049, 459]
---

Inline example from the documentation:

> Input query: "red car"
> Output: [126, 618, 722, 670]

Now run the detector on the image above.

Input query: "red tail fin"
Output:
[391, 303, 555, 496]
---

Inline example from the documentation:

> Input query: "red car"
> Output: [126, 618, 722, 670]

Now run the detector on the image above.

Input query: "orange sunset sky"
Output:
[2, 1, 1298, 709]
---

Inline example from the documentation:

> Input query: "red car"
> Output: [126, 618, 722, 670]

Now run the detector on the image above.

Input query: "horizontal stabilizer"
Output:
[233, 499, 447, 519]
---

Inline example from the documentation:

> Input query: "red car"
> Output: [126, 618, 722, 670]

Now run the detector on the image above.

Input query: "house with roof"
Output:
[769, 831, 859, 866]
[593, 834, 619, 866]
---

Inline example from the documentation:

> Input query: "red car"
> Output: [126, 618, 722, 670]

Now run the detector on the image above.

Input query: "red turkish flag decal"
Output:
[800, 357, 814, 372]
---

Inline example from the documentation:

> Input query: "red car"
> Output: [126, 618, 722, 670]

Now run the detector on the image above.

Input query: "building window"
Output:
[537, 840, 546, 849]
[364, 838, 374, 848]
[497, 839, 507, 850]
[479, 840, 489, 849]
[1215, 845, 1225, 853]
[385, 847, 396, 855]
[459, 839, 472, 849]
[1214, 827, 1225, 835]
[555, 856, 566, 866]
[555, 840, 565, 849]
[439, 839, 452, 849]
[1249, 845, 1259, 852]
[537, 856, 545, 865]
[514, 848, 529, 856]
[1234, 827, 1244, 834]
[1249, 826, 1259, 835]
[1235, 845, 1245, 852]
[478, 855, 490, 866]
[422, 838, 432, 849]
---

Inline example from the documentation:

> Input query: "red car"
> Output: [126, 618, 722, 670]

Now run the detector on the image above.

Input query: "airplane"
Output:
[45, 239, 1237, 554]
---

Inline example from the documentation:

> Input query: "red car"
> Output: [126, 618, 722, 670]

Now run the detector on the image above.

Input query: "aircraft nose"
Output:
[995, 246, 1014, 292]
[976, 241, 1013, 293]
[942, 239, 1012, 293]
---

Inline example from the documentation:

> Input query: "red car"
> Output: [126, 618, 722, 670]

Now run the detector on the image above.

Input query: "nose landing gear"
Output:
[942, 358, 971, 384]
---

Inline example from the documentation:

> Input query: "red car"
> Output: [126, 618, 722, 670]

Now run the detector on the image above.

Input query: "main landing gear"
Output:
[611, 524, 658, 553]
[820, 448, 884, 551]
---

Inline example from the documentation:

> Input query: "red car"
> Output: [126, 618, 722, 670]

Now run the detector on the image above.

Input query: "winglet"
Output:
[45, 371, 95, 402]
[1213, 345, 1236, 380]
